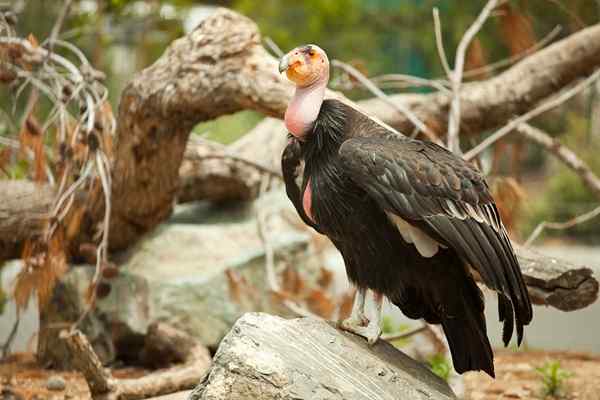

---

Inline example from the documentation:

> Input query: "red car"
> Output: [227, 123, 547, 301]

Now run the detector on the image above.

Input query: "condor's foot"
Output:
[338, 288, 383, 346]
[339, 316, 382, 345]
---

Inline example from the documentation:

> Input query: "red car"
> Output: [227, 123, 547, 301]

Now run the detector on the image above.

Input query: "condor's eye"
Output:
[308, 50, 316, 56]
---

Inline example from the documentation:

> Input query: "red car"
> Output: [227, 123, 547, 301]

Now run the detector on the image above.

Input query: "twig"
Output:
[264, 36, 284, 58]
[517, 123, 600, 200]
[524, 205, 600, 247]
[464, 69, 600, 160]
[381, 324, 427, 342]
[447, 0, 499, 153]
[1, 316, 20, 358]
[432, 8, 452, 78]
[194, 154, 283, 180]
[462, 26, 561, 79]
[366, 74, 450, 93]
[257, 180, 279, 292]
[46, 0, 73, 54]
[331, 59, 442, 144]
[255, 178, 320, 319]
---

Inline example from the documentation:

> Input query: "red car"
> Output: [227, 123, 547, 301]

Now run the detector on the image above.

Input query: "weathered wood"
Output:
[190, 312, 456, 400]
[516, 245, 599, 311]
[179, 118, 286, 203]
[60, 329, 113, 394]
[60, 322, 211, 400]
[0, 181, 54, 260]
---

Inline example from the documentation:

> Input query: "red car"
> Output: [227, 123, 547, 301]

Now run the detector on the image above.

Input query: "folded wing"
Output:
[339, 135, 532, 345]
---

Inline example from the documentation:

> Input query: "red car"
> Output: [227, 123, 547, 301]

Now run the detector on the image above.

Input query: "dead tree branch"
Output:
[446, 0, 499, 153]
[61, 323, 211, 400]
[515, 245, 599, 311]
[464, 69, 600, 160]
[517, 123, 600, 200]
[360, 23, 600, 135]
[524, 205, 600, 247]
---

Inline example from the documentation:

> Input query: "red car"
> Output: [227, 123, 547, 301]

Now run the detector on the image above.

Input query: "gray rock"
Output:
[46, 375, 66, 391]
[190, 313, 456, 400]
[94, 190, 316, 349]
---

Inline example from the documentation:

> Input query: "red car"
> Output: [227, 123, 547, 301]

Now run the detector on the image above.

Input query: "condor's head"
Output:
[279, 44, 329, 87]
[279, 45, 330, 138]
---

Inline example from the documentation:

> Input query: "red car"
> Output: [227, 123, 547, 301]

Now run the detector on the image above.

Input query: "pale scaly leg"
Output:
[340, 287, 368, 327]
[339, 289, 383, 345]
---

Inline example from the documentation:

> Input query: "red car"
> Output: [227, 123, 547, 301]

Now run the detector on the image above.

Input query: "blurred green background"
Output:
[2, 0, 600, 243]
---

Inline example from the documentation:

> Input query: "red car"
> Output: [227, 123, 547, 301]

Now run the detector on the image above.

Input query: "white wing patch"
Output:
[387, 213, 445, 258]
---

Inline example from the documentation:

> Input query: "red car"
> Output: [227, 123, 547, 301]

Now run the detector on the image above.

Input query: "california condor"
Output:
[278, 44, 533, 377]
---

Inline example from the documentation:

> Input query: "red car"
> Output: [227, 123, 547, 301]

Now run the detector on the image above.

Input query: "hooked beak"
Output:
[278, 55, 290, 73]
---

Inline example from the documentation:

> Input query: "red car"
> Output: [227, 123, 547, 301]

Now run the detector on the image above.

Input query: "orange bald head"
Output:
[279, 44, 329, 87]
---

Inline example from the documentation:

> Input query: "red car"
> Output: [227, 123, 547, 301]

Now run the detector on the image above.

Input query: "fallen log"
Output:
[61, 322, 211, 400]
[516, 245, 599, 311]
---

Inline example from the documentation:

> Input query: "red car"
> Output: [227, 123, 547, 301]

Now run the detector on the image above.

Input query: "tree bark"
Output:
[515, 245, 599, 311]
[0, 181, 54, 259]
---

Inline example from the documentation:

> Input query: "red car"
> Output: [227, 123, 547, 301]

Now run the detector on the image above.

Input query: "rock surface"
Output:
[95, 190, 316, 349]
[190, 313, 456, 400]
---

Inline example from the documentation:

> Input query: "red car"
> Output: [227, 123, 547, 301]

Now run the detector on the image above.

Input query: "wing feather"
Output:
[282, 137, 322, 233]
[339, 135, 533, 343]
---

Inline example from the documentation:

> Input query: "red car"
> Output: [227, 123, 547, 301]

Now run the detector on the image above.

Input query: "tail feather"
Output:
[441, 311, 495, 377]
[498, 294, 514, 347]
[441, 278, 495, 378]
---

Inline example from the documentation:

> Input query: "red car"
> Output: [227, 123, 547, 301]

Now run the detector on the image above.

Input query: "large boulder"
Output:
[190, 313, 456, 400]
[96, 190, 316, 349]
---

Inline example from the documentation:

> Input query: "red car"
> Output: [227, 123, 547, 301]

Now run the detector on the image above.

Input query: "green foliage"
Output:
[194, 111, 264, 144]
[428, 354, 451, 382]
[535, 360, 573, 398]
[381, 316, 412, 348]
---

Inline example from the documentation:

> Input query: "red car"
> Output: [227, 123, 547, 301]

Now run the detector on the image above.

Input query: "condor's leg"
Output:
[339, 288, 383, 345]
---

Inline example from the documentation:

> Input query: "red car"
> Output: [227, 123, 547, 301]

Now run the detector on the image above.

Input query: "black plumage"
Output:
[282, 99, 533, 377]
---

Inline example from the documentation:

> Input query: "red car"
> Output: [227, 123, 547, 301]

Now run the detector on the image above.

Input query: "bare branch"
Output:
[381, 324, 427, 342]
[369, 74, 450, 93]
[331, 59, 442, 144]
[447, 0, 498, 153]
[46, 0, 74, 52]
[360, 23, 600, 136]
[256, 183, 320, 319]
[462, 25, 562, 79]
[464, 69, 600, 160]
[60, 324, 211, 400]
[525, 205, 600, 247]
[432, 8, 452, 78]
[517, 123, 600, 200]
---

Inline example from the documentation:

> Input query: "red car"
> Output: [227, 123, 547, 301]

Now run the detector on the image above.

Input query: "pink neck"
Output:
[285, 79, 327, 139]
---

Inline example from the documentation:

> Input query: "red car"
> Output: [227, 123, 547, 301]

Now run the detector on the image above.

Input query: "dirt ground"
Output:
[464, 350, 600, 400]
[1, 349, 599, 399]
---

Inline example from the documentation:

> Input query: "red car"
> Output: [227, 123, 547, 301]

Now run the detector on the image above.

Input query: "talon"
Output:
[339, 288, 383, 345]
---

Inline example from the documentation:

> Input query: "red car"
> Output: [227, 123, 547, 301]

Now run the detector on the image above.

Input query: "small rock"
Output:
[46, 375, 66, 391]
